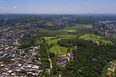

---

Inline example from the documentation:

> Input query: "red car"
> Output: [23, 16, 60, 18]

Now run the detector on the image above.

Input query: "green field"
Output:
[75, 24, 92, 29]
[15, 23, 20, 25]
[47, 38, 61, 45]
[44, 37, 56, 41]
[56, 35, 77, 38]
[50, 45, 68, 55]
[79, 34, 113, 45]
[62, 29, 77, 32]
[43, 22, 55, 26]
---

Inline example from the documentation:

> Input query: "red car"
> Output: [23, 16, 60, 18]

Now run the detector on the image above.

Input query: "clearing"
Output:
[43, 22, 55, 26]
[49, 45, 68, 55]
[47, 38, 61, 45]
[56, 35, 77, 38]
[79, 34, 113, 45]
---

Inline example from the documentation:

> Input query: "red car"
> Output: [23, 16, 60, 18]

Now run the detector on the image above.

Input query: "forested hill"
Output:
[0, 14, 116, 26]
[58, 38, 116, 77]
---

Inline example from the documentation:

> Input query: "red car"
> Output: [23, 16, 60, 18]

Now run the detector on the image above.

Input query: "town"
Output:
[94, 23, 116, 37]
[0, 22, 73, 76]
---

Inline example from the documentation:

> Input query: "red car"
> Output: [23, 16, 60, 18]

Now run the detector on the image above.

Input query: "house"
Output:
[68, 52, 73, 59]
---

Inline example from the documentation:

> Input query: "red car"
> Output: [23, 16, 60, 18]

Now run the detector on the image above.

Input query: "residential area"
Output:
[0, 29, 44, 76]
[94, 23, 116, 37]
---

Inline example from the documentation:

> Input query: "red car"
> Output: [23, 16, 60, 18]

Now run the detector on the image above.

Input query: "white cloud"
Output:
[0, 7, 3, 8]
[106, 6, 110, 7]
[13, 7, 17, 8]
[85, 2, 88, 3]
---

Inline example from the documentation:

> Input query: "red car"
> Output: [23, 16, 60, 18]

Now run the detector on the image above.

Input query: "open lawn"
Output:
[62, 29, 77, 32]
[79, 34, 113, 45]
[56, 35, 77, 38]
[50, 45, 67, 55]
[43, 22, 55, 26]
[47, 38, 61, 45]
[75, 24, 92, 29]
[44, 37, 56, 41]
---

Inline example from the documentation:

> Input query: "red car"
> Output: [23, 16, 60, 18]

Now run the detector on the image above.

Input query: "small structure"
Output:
[57, 55, 68, 66]
[68, 52, 74, 59]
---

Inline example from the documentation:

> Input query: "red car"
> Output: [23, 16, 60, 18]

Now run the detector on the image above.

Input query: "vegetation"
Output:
[62, 29, 77, 32]
[56, 35, 77, 38]
[79, 34, 113, 45]
[47, 38, 60, 45]
[57, 38, 116, 77]
[49, 45, 67, 55]
[102, 62, 110, 77]
[44, 37, 56, 41]
[2, 14, 116, 77]
[43, 22, 55, 26]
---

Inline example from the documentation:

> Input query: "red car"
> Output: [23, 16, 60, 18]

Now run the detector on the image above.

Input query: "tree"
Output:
[49, 52, 55, 58]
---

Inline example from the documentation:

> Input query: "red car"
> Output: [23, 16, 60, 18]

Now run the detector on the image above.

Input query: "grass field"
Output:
[56, 35, 77, 38]
[43, 22, 55, 26]
[44, 37, 56, 41]
[47, 38, 61, 45]
[75, 24, 92, 29]
[50, 45, 68, 55]
[62, 29, 77, 32]
[79, 34, 113, 45]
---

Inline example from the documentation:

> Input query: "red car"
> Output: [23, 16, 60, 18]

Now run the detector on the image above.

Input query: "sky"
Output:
[0, 0, 116, 14]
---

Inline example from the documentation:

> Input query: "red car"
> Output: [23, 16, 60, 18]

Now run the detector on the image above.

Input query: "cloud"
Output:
[13, 7, 17, 8]
[0, 7, 3, 8]
[113, 5, 115, 7]
[85, 2, 88, 3]
[106, 6, 110, 7]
